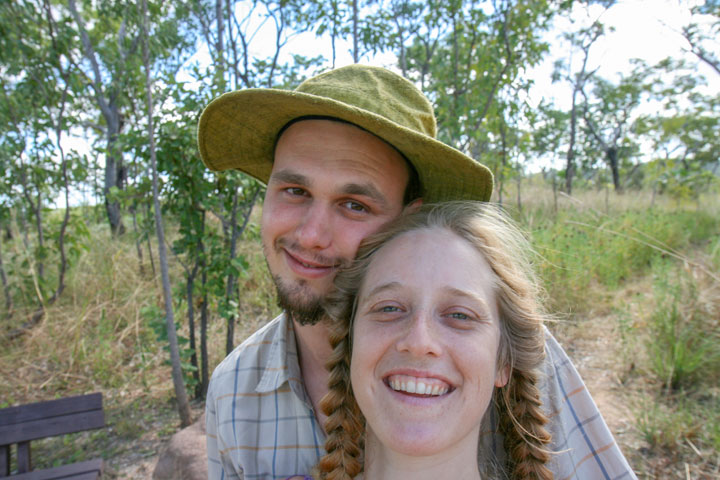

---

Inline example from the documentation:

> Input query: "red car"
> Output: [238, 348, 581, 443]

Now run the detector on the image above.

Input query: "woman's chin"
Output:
[372, 425, 466, 457]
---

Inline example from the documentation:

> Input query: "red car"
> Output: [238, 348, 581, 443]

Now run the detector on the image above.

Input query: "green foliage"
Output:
[646, 261, 720, 391]
[531, 207, 720, 312]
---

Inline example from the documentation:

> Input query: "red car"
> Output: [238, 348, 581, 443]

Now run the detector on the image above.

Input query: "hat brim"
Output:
[198, 89, 493, 203]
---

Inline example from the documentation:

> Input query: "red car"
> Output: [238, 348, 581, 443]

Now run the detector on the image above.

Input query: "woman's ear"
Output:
[494, 364, 510, 388]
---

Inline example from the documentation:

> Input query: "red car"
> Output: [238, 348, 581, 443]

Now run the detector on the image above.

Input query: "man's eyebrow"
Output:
[341, 182, 389, 208]
[269, 169, 309, 185]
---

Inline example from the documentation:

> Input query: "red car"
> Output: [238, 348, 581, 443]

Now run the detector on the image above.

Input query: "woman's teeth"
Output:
[387, 375, 449, 396]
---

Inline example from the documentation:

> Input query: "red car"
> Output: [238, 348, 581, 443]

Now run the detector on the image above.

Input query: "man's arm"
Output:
[542, 328, 636, 479]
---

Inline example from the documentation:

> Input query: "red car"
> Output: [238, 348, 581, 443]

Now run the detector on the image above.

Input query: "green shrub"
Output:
[646, 262, 720, 391]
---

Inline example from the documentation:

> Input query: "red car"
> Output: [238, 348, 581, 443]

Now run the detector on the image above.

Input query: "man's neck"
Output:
[292, 316, 333, 431]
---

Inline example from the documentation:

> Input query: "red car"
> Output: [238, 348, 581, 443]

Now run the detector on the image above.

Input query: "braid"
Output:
[498, 369, 553, 480]
[316, 276, 366, 480]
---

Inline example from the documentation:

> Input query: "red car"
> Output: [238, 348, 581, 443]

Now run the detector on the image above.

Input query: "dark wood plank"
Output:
[16, 443, 30, 473]
[0, 395, 104, 444]
[8, 459, 102, 480]
[0, 394, 101, 427]
[1, 444, 9, 476]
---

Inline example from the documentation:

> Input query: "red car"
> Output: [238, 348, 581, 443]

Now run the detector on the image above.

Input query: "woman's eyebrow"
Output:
[444, 287, 493, 318]
[361, 281, 401, 300]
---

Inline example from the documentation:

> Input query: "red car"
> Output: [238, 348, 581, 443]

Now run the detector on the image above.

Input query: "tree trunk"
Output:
[566, 88, 578, 195]
[352, 0, 358, 62]
[186, 264, 200, 398]
[131, 204, 145, 276]
[140, 0, 191, 427]
[225, 187, 239, 355]
[607, 147, 621, 193]
[0, 234, 12, 318]
[200, 241, 210, 399]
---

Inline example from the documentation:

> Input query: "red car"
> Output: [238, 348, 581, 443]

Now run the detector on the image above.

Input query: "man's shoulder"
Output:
[209, 313, 288, 384]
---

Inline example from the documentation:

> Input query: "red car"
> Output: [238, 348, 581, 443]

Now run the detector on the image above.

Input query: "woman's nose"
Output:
[395, 311, 442, 357]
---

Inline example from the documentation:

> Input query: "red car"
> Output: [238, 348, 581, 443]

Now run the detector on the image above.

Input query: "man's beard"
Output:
[272, 274, 326, 326]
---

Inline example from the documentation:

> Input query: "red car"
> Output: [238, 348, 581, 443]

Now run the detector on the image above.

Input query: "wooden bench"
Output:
[0, 393, 105, 479]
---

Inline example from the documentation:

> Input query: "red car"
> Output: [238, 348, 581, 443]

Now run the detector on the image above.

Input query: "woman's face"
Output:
[350, 227, 508, 458]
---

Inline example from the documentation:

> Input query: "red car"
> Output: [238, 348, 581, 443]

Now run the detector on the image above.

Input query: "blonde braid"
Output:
[315, 265, 367, 480]
[498, 369, 553, 480]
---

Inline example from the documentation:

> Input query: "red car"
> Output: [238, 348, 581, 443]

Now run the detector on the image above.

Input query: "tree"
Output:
[682, 0, 720, 77]
[580, 67, 649, 192]
[0, 0, 90, 333]
[138, 0, 192, 427]
[552, 18, 604, 194]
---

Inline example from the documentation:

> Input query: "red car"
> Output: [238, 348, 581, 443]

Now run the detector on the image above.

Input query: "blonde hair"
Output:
[317, 202, 552, 480]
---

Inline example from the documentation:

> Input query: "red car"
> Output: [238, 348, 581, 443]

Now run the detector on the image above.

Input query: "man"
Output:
[199, 65, 635, 479]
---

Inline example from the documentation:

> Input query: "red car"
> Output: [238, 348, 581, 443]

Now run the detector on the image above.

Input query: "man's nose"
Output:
[296, 202, 332, 250]
[395, 310, 442, 357]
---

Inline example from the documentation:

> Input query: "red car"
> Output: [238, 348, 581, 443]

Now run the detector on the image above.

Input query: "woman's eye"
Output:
[380, 305, 400, 313]
[448, 312, 470, 320]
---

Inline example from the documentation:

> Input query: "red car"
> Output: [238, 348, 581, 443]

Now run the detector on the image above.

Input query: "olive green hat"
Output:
[197, 64, 494, 202]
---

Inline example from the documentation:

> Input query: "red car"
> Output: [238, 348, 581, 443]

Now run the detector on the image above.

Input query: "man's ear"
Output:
[403, 198, 423, 214]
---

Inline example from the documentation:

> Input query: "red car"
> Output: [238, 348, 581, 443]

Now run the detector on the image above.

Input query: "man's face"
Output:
[261, 119, 410, 324]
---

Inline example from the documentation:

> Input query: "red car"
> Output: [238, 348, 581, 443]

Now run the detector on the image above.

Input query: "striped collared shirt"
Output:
[206, 314, 636, 479]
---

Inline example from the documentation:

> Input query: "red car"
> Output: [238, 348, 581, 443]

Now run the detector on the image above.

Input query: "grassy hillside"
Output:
[1, 184, 718, 478]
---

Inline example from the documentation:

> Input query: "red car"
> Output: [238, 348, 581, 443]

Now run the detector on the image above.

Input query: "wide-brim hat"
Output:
[197, 64, 494, 202]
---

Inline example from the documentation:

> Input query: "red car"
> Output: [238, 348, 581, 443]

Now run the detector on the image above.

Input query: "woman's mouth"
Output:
[384, 374, 453, 397]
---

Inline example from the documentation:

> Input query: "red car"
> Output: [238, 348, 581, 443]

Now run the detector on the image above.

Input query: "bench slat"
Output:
[0, 395, 104, 445]
[0, 394, 102, 427]
[7, 459, 103, 480]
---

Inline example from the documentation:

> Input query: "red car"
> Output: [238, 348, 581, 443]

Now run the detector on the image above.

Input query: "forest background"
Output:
[1, 0, 719, 478]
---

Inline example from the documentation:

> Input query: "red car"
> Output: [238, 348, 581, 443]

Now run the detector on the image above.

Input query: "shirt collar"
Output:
[256, 313, 304, 396]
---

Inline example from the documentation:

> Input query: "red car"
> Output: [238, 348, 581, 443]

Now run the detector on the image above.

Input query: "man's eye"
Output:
[285, 187, 307, 196]
[342, 201, 367, 213]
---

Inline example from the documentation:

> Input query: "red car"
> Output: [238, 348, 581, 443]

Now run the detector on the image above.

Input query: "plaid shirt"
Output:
[206, 313, 636, 479]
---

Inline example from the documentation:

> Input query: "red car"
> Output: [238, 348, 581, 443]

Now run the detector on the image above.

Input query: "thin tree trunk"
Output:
[187, 262, 200, 398]
[0, 234, 12, 318]
[48, 94, 72, 304]
[131, 204, 145, 276]
[607, 148, 621, 193]
[516, 173, 522, 214]
[352, 0, 358, 62]
[224, 187, 239, 355]
[144, 203, 157, 277]
[566, 88, 578, 195]
[140, 0, 191, 427]
[199, 214, 210, 398]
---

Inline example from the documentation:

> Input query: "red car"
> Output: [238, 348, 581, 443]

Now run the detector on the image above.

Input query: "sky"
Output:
[526, 0, 718, 110]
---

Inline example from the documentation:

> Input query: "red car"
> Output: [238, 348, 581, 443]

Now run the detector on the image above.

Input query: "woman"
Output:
[295, 202, 553, 479]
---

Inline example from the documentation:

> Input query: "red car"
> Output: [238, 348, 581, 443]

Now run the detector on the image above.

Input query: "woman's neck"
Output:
[362, 429, 482, 480]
